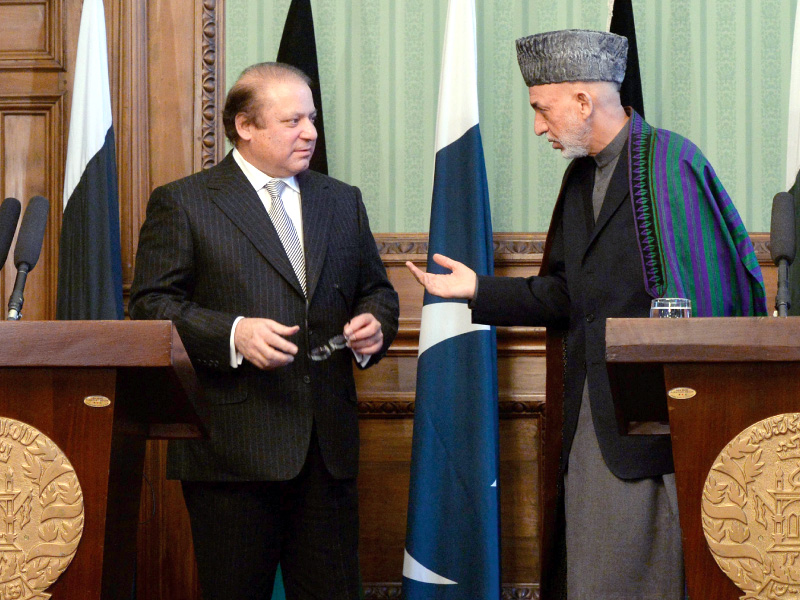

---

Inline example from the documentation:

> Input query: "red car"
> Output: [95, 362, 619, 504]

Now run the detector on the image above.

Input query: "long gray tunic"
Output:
[563, 122, 685, 599]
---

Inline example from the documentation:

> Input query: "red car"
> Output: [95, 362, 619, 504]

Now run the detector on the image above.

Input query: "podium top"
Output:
[0, 320, 205, 439]
[0, 320, 189, 367]
[607, 316, 800, 363]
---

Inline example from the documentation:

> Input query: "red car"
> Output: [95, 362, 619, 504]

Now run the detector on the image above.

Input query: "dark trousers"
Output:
[181, 431, 360, 600]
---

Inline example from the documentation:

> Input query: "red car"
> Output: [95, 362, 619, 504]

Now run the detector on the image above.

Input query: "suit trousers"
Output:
[181, 428, 360, 600]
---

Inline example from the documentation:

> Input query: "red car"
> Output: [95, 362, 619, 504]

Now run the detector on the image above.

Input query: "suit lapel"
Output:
[206, 154, 305, 297]
[298, 171, 333, 300]
[563, 159, 594, 262]
[584, 141, 630, 257]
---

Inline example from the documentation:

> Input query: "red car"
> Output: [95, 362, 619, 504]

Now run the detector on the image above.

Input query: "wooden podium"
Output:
[606, 316, 800, 600]
[0, 321, 204, 599]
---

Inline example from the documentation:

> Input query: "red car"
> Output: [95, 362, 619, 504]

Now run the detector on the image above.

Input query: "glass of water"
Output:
[650, 298, 692, 318]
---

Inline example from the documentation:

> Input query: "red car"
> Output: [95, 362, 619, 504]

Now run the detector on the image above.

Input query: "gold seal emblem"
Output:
[702, 413, 800, 599]
[668, 387, 696, 400]
[82, 396, 110, 408]
[0, 418, 84, 599]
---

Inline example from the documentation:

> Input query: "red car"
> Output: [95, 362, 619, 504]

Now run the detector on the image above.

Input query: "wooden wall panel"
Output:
[0, 0, 67, 322]
[0, 4, 48, 54]
[0, 0, 62, 68]
[0, 96, 63, 320]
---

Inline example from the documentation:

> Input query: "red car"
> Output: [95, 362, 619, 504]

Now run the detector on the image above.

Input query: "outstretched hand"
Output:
[405, 253, 477, 300]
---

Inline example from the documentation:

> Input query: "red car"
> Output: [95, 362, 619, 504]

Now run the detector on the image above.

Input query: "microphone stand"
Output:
[776, 258, 791, 317]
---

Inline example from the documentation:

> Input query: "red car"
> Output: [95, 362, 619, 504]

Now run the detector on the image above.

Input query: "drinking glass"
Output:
[649, 297, 691, 318]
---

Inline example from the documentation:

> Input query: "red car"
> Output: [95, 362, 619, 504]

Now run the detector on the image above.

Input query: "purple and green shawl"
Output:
[628, 110, 767, 316]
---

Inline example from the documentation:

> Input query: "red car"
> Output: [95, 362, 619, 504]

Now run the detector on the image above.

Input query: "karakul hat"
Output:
[515, 29, 628, 87]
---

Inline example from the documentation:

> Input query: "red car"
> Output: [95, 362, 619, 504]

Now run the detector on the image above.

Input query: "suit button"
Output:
[585, 313, 595, 323]
[303, 375, 311, 384]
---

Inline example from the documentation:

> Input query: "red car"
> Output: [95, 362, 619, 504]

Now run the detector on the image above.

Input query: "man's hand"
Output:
[405, 253, 477, 299]
[234, 318, 299, 370]
[344, 313, 384, 356]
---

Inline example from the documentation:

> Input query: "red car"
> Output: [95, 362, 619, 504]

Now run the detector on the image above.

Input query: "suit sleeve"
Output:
[351, 188, 399, 367]
[471, 218, 570, 328]
[129, 185, 238, 371]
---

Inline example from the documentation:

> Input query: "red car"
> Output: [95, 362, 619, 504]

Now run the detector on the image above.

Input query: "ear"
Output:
[235, 113, 254, 142]
[574, 90, 594, 119]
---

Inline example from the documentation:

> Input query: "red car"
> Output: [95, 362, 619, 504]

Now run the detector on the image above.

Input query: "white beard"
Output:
[552, 112, 591, 159]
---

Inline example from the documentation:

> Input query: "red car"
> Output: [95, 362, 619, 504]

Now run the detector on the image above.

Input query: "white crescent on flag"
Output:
[418, 302, 489, 357]
[403, 550, 457, 585]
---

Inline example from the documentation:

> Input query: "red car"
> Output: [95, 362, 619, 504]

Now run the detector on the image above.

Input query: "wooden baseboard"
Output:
[363, 583, 540, 599]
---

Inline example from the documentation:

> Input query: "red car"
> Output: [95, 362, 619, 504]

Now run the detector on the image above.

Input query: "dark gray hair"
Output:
[223, 62, 312, 145]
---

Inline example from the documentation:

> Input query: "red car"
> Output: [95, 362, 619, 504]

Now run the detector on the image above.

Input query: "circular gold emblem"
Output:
[702, 413, 800, 598]
[668, 387, 697, 399]
[83, 396, 110, 408]
[0, 417, 84, 599]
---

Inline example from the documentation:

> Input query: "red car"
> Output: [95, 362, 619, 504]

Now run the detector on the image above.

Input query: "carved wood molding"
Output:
[362, 583, 539, 599]
[501, 586, 541, 599]
[116, 0, 150, 288]
[381, 232, 772, 264]
[357, 393, 544, 418]
[750, 232, 769, 263]
[377, 233, 546, 265]
[197, 0, 224, 171]
[389, 324, 546, 359]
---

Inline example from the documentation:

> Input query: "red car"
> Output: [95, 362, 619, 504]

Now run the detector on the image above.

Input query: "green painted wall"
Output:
[227, 0, 797, 233]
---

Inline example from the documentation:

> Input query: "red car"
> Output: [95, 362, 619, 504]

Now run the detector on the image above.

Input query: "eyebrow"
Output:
[280, 110, 316, 121]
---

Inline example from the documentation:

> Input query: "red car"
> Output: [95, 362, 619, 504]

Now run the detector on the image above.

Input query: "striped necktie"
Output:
[264, 179, 307, 296]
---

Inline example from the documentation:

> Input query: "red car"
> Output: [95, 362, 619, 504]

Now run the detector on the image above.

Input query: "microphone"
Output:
[0, 198, 21, 268]
[7, 196, 49, 320]
[771, 192, 796, 317]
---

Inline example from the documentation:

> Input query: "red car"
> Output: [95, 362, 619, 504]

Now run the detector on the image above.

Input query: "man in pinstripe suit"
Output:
[130, 62, 399, 600]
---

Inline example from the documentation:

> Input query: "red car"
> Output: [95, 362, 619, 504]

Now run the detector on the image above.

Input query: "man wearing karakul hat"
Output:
[407, 29, 766, 598]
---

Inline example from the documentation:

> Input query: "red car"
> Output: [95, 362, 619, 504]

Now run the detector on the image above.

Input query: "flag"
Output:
[402, 0, 500, 598]
[277, 0, 328, 174]
[609, 0, 645, 118]
[788, 3, 800, 314]
[56, 0, 123, 320]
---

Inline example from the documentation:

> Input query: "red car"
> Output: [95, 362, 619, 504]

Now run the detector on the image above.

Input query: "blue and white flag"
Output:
[402, 0, 500, 597]
[56, 0, 123, 320]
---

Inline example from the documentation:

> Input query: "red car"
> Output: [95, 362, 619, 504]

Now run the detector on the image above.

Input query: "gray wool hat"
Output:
[515, 29, 628, 87]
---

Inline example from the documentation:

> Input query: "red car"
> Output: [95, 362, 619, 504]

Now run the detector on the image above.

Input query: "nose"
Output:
[533, 112, 548, 137]
[302, 119, 318, 141]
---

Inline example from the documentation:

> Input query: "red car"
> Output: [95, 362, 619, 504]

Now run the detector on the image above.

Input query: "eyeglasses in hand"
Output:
[308, 334, 348, 361]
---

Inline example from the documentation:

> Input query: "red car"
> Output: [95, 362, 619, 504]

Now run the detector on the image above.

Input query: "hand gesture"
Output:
[344, 313, 384, 356]
[405, 253, 477, 299]
[234, 318, 299, 370]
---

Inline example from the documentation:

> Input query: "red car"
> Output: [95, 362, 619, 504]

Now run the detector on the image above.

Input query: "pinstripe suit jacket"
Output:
[130, 153, 399, 481]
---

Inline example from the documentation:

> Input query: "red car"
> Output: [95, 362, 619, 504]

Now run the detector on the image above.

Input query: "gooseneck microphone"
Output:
[7, 196, 49, 320]
[0, 198, 21, 268]
[770, 192, 796, 317]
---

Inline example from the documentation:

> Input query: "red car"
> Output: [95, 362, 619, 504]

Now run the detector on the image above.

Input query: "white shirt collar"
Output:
[232, 148, 299, 194]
